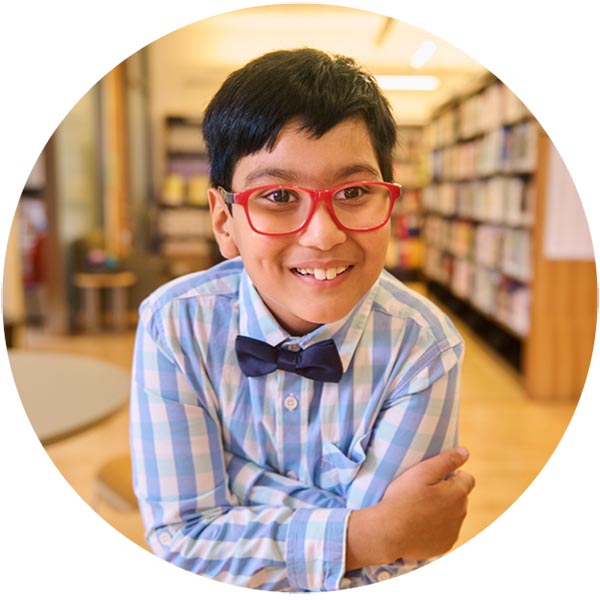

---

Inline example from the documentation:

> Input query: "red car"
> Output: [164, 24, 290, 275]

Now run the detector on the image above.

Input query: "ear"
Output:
[208, 187, 239, 259]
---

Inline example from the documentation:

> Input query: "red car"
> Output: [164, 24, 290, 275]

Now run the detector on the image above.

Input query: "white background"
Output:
[544, 144, 595, 259]
[1, 1, 598, 598]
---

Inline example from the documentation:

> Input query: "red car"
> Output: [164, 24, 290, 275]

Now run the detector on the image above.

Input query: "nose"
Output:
[297, 201, 347, 250]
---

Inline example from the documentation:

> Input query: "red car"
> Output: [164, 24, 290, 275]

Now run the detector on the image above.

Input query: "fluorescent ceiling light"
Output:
[410, 39, 437, 68]
[375, 75, 440, 91]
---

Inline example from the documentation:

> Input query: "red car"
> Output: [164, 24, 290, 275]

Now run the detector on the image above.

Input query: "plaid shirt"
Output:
[130, 257, 464, 591]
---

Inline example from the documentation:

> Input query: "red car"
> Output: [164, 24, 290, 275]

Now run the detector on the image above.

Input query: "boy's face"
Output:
[208, 117, 391, 336]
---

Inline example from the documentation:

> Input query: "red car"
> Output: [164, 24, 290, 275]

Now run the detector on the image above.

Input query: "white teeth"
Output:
[295, 266, 349, 280]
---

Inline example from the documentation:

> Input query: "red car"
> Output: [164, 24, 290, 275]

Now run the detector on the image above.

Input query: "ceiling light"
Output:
[410, 39, 437, 68]
[375, 75, 440, 91]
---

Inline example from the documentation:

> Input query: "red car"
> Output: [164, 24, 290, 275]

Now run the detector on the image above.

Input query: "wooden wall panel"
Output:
[524, 132, 597, 402]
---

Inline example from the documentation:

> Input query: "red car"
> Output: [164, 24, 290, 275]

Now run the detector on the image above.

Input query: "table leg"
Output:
[110, 286, 127, 331]
[83, 288, 101, 332]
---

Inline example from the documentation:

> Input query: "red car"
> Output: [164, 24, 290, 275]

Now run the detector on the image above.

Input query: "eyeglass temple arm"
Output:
[218, 187, 235, 215]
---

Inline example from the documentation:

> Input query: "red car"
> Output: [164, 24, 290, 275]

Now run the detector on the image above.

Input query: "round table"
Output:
[8, 350, 131, 445]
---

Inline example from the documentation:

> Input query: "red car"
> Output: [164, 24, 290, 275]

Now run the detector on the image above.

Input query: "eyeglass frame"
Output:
[218, 180, 402, 236]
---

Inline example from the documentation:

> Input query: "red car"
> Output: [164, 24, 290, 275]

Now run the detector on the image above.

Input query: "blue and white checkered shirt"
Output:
[130, 257, 464, 591]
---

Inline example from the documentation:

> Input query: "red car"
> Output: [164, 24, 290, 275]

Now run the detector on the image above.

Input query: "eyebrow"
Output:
[243, 163, 381, 187]
[243, 168, 300, 187]
[336, 163, 381, 180]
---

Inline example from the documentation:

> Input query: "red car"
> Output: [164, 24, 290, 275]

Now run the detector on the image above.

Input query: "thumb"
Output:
[411, 447, 470, 485]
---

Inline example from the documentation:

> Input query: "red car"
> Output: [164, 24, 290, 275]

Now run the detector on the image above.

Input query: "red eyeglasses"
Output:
[219, 180, 401, 236]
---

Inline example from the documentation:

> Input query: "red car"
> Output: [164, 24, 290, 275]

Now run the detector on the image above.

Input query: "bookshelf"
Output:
[421, 76, 596, 401]
[386, 126, 425, 281]
[155, 115, 219, 276]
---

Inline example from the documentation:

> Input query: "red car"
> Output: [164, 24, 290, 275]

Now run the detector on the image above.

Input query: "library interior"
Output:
[3, 4, 597, 581]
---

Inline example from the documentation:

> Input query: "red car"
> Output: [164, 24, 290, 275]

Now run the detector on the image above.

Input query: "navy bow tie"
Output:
[235, 335, 343, 383]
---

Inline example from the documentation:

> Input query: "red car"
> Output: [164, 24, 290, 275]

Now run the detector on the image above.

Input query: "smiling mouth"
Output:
[293, 266, 351, 281]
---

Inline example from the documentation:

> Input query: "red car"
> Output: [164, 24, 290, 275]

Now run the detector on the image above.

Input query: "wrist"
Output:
[346, 504, 397, 570]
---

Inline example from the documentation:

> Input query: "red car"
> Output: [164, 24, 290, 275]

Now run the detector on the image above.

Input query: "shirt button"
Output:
[158, 531, 172, 545]
[287, 343, 301, 352]
[284, 395, 298, 411]
[286, 470, 298, 480]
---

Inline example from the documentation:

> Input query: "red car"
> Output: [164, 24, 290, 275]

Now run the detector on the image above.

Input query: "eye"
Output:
[263, 188, 296, 203]
[249, 186, 303, 212]
[335, 185, 368, 202]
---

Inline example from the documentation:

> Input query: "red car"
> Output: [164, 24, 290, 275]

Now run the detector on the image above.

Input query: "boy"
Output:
[130, 48, 474, 592]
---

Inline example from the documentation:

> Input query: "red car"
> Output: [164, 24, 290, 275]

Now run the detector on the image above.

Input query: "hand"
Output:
[379, 447, 475, 561]
[346, 447, 475, 569]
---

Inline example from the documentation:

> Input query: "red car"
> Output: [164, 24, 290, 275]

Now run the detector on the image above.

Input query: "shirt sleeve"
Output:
[129, 311, 350, 592]
[227, 454, 346, 509]
[348, 338, 464, 508]
[341, 338, 464, 586]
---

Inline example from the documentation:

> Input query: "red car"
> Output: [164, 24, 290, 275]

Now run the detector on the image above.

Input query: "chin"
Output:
[300, 306, 353, 328]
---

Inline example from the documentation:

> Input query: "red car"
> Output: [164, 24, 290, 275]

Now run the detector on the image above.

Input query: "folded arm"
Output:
[342, 342, 470, 574]
[130, 318, 348, 592]
[227, 454, 345, 509]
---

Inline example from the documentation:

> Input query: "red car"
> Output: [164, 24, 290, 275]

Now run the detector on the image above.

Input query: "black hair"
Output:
[201, 47, 397, 189]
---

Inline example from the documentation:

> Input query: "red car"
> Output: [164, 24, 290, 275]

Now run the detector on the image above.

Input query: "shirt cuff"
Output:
[228, 455, 263, 504]
[286, 507, 351, 591]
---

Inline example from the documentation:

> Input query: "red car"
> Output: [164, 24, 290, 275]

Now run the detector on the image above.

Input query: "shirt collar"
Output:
[239, 270, 290, 347]
[238, 268, 379, 374]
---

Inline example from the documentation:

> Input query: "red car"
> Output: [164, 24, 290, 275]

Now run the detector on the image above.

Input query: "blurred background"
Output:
[2, 4, 597, 563]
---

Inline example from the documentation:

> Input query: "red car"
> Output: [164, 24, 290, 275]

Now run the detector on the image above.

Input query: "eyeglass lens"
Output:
[247, 182, 392, 234]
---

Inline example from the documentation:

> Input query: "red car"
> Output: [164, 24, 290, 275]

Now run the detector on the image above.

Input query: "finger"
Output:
[411, 447, 471, 485]
[449, 470, 476, 495]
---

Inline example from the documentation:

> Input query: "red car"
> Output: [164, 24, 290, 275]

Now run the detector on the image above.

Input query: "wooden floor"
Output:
[14, 289, 579, 560]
